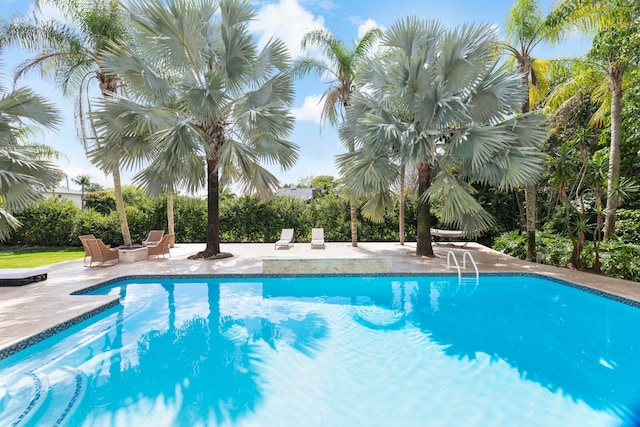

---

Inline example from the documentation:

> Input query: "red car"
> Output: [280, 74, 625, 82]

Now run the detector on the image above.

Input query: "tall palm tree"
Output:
[501, 0, 559, 261]
[0, 0, 133, 244]
[548, 0, 640, 240]
[294, 28, 382, 247]
[93, 0, 298, 258]
[0, 68, 62, 241]
[72, 174, 91, 209]
[338, 19, 548, 257]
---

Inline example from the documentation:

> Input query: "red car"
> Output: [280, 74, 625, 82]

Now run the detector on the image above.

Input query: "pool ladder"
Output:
[446, 251, 479, 283]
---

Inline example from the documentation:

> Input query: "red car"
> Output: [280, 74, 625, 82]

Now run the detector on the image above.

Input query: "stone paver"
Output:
[1, 241, 638, 354]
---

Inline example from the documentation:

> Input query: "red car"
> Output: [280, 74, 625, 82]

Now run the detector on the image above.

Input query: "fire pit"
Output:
[117, 244, 148, 263]
[117, 244, 145, 250]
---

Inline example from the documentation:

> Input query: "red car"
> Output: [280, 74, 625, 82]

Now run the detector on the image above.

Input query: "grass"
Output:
[0, 247, 85, 268]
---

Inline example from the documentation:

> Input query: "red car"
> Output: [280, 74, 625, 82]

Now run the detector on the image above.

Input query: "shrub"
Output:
[173, 196, 207, 243]
[8, 197, 81, 246]
[493, 230, 527, 260]
[598, 241, 640, 281]
[615, 209, 640, 244]
[493, 230, 640, 282]
[83, 190, 116, 214]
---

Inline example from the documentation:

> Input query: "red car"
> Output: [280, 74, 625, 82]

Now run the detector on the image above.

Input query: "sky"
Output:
[0, 0, 591, 192]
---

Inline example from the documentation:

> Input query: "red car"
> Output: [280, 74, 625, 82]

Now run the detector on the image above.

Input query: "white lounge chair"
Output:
[311, 228, 325, 249]
[275, 228, 294, 249]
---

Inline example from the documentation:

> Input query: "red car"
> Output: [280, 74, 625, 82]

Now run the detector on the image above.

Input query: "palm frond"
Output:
[426, 169, 495, 234]
[291, 57, 335, 81]
[0, 87, 60, 129]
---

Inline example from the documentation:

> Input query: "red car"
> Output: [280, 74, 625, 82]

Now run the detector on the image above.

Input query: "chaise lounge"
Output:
[275, 228, 294, 249]
[430, 228, 467, 247]
[311, 228, 325, 249]
[0, 267, 49, 286]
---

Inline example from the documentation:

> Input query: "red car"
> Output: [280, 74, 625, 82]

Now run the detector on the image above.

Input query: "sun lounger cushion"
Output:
[0, 267, 49, 286]
[311, 228, 325, 249]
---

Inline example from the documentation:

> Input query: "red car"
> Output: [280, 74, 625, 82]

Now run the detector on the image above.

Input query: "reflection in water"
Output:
[403, 276, 640, 422]
[429, 281, 441, 312]
[68, 281, 330, 426]
[264, 275, 640, 423]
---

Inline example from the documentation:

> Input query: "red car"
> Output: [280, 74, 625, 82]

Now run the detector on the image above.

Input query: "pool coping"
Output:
[1, 270, 637, 361]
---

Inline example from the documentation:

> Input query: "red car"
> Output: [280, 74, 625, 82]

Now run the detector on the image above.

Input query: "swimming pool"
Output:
[1, 274, 639, 426]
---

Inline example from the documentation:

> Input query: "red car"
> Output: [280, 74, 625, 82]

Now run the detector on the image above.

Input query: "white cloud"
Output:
[250, 0, 325, 57]
[357, 18, 382, 39]
[291, 94, 324, 124]
[356, 18, 385, 56]
[25, 1, 68, 24]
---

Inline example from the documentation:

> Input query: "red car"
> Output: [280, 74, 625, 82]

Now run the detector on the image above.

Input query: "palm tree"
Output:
[0, 68, 62, 241]
[337, 19, 548, 257]
[501, 0, 560, 261]
[548, 0, 640, 240]
[293, 28, 382, 247]
[92, 0, 298, 258]
[72, 174, 91, 209]
[0, 0, 133, 245]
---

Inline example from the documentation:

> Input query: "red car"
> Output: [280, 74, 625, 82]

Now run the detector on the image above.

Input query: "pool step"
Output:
[3, 367, 86, 427]
[0, 371, 49, 426]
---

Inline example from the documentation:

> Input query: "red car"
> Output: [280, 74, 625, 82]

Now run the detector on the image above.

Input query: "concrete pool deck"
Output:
[1, 241, 639, 356]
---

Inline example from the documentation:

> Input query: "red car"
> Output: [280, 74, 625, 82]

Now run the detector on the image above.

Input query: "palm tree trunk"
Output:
[416, 163, 433, 257]
[167, 184, 175, 248]
[347, 142, 358, 247]
[399, 163, 405, 246]
[525, 185, 536, 261]
[519, 58, 536, 262]
[205, 155, 221, 255]
[349, 202, 358, 247]
[593, 186, 603, 271]
[112, 164, 131, 245]
[603, 68, 623, 241]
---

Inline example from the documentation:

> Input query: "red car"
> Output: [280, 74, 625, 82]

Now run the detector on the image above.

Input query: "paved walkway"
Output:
[1, 241, 638, 355]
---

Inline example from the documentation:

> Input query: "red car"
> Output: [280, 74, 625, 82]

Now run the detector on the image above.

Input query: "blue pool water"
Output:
[1, 274, 640, 426]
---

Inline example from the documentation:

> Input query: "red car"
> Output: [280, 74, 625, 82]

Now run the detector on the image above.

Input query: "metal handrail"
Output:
[462, 251, 479, 280]
[446, 251, 461, 280]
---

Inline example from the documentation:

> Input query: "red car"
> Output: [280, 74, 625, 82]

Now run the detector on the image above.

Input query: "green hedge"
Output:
[6, 193, 418, 247]
[10, 198, 81, 246]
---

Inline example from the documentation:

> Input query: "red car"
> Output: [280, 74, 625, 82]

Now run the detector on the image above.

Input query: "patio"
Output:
[1, 241, 639, 357]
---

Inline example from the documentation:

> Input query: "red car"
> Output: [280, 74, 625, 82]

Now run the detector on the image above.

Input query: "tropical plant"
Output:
[293, 27, 382, 247]
[0, 0, 133, 245]
[0, 66, 62, 241]
[92, 0, 298, 258]
[548, 0, 640, 240]
[501, 0, 561, 261]
[338, 19, 548, 256]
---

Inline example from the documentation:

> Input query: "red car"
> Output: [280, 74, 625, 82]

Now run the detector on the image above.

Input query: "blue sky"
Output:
[1, 0, 590, 191]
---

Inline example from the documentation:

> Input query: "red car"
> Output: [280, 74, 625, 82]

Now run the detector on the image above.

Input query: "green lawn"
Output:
[0, 247, 85, 268]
